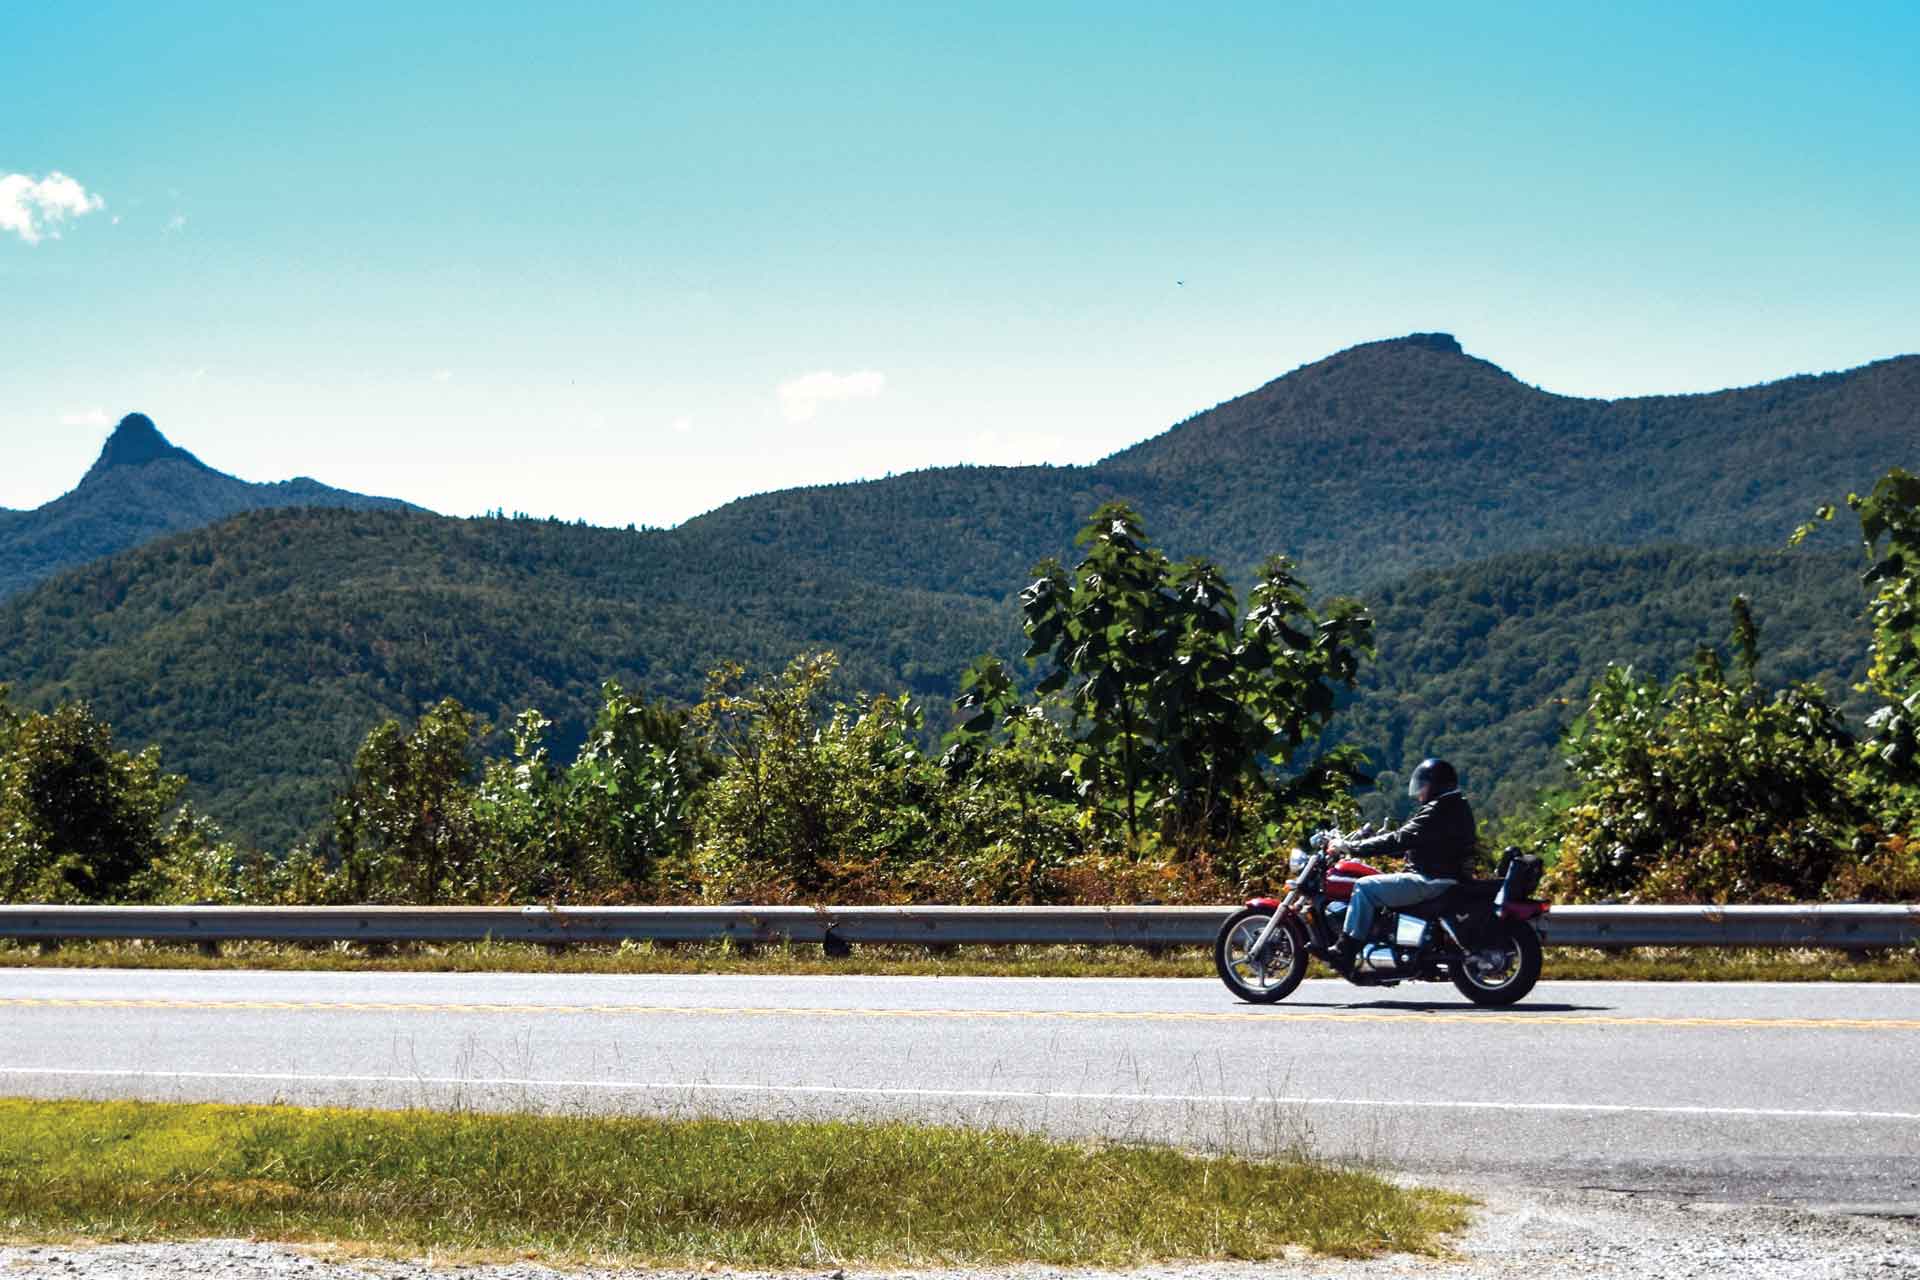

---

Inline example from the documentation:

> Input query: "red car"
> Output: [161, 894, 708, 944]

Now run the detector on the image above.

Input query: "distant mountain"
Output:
[677, 334, 1918, 596]
[10, 338, 1913, 606]
[0, 337, 1910, 847]
[0, 414, 420, 598]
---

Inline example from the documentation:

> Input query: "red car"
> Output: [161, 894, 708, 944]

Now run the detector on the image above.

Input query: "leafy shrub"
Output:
[687, 654, 946, 901]
[0, 689, 185, 902]
[333, 699, 487, 904]
[471, 684, 715, 901]
[1544, 614, 1863, 903]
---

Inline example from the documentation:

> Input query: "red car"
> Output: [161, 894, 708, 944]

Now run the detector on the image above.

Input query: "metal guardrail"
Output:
[0, 905, 1218, 948]
[0, 903, 1914, 950]
[1536, 905, 1919, 950]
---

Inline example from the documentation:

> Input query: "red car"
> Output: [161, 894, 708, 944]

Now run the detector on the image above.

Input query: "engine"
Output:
[1359, 944, 1401, 973]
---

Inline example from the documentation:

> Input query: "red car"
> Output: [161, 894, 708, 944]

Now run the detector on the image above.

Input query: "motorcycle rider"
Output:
[1325, 758, 1478, 968]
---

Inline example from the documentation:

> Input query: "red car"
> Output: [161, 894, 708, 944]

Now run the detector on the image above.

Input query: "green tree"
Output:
[334, 699, 486, 903]
[1846, 470, 1920, 785]
[0, 690, 184, 902]
[689, 654, 942, 901]
[1008, 503, 1373, 854]
[1019, 505, 1169, 840]
[1792, 468, 1920, 858]
[690, 655, 840, 896]
[940, 656, 1084, 901]
[470, 709, 572, 897]
[564, 681, 716, 889]
[1545, 604, 1860, 903]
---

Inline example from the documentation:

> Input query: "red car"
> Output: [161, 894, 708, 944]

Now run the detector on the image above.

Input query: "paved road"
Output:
[4, 969, 1917, 1211]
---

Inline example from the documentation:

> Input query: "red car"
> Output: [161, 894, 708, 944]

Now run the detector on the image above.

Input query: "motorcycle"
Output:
[1213, 825, 1551, 1006]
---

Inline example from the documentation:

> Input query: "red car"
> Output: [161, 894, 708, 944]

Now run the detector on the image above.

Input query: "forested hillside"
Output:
[1331, 545, 1870, 819]
[0, 414, 417, 599]
[678, 334, 1918, 594]
[0, 506, 1872, 849]
[0, 508, 1013, 848]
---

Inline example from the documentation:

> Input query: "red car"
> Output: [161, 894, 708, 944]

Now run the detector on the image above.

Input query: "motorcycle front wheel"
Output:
[1450, 919, 1543, 1006]
[1214, 907, 1308, 1004]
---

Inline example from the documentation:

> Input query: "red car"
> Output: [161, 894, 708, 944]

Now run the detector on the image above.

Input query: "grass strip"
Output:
[2, 937, 1917, 981]
[0, 1099, 1463, 1265]
[1543, 946, 1920, 982]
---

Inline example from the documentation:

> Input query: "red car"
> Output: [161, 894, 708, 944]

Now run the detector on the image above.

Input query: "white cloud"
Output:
[669, 416, 693, 435]
[60, 408, 112, 428]
[431, 369, 454, 383]
[777, 369, 885, 423]
[0, 172, 106, 244]
[164, 213, 188, 234]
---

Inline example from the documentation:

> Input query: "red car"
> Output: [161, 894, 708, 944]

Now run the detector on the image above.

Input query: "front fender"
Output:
[1245, 896, 1282, 909]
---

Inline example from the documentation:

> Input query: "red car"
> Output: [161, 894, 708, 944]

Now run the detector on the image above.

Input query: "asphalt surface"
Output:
[3, 969, 1918, 1213]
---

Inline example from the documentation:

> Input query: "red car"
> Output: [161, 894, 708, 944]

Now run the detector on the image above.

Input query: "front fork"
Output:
[1248, 889, 1306, 962]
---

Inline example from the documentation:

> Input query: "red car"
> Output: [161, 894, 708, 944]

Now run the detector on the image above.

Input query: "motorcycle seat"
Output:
[1422, 879, 1504, 914]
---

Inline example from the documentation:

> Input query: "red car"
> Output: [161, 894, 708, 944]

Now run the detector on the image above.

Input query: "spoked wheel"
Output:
[1450, 919, 1543, 1007]
[1214, 907, 1309, 1004]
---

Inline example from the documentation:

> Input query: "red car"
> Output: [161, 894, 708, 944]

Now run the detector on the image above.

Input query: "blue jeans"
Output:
[1343, 873, 1455, 942]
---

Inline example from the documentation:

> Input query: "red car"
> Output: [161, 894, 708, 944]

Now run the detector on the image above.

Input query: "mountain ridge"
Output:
[0, 413, 422, 599]
[1, 335, 1912, 846]
[675, 334, 1917, 598]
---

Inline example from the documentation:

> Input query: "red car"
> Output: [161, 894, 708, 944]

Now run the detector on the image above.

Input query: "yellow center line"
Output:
[0, 996, 1915, 1031]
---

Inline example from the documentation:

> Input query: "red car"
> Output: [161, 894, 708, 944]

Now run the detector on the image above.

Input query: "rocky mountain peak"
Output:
[1394, 331, 1463, 355]
[83, 413, 209, 483]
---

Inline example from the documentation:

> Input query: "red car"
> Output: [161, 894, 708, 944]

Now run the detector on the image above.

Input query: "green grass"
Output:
[1542, 945, 1920, 982]
[0, 1099, 1464, 1266]
[2, 937, 1916, 981]
[0, 938, 1209, 978]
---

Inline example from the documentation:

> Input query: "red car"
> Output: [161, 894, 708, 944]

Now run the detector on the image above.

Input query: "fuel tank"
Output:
[1322, 858, 1383, 901]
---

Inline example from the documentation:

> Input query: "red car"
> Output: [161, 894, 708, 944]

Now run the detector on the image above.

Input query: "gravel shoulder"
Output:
[5, 1187, 1917, 1280]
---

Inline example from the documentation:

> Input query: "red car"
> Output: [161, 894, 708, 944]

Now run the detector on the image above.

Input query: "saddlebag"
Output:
[1497, 848, 1543, 900]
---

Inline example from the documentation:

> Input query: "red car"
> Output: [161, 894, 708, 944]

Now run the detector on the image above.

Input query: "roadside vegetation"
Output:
[3, 477, 1919, 923]
[0, 1099, 1465, 1265]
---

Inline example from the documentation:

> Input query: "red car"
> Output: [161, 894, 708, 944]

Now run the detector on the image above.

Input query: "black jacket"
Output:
[1344, 790, 1478, 879]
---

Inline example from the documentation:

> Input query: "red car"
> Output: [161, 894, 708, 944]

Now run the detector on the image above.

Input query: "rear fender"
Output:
[1502, 901, 1550, 921]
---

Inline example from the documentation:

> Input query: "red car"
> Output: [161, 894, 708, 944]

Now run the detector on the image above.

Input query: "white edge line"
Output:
[3, 1066, 1917, 1123]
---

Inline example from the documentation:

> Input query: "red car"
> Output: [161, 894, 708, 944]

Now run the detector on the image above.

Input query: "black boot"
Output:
[1327, 935, 1359, 971]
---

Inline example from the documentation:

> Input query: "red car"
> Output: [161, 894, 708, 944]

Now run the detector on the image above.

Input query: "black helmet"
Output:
[1407, 757, 1458, 803]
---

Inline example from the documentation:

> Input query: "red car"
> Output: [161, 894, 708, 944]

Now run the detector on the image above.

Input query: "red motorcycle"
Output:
[1214, 826, 1551, 1006]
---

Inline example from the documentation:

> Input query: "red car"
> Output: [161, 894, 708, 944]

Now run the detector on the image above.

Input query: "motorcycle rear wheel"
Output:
[1214, 907, 1308, 1004]
[1450, 919, 1543, 1006]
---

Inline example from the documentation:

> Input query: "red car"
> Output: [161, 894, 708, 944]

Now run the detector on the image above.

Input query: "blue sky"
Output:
[5, 1, 1916, 525]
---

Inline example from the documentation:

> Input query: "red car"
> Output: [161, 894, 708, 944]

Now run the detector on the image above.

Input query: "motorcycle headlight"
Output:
[1288, 848, 1310, 875]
